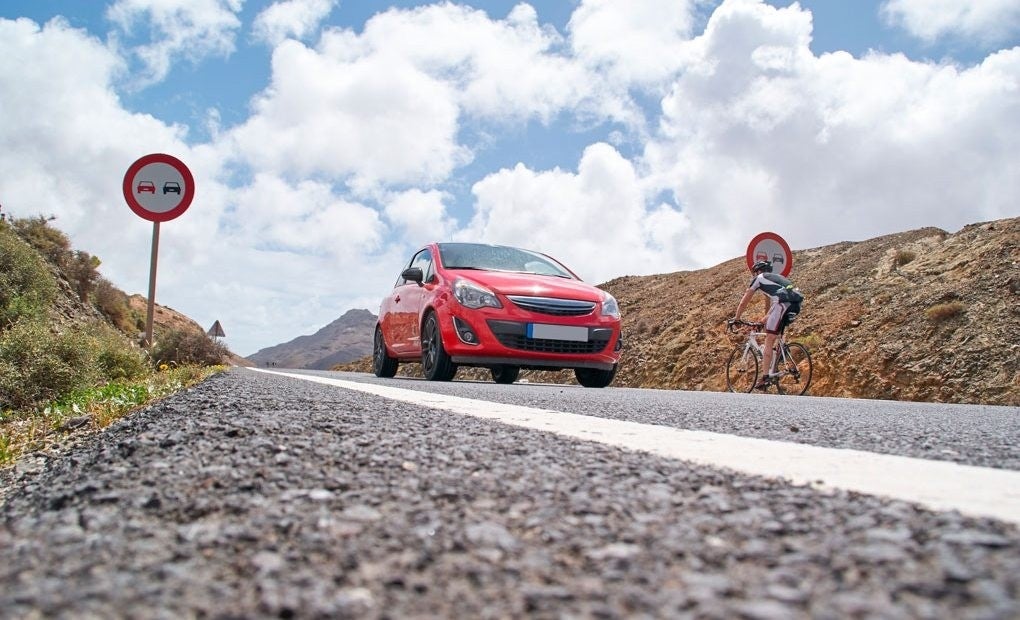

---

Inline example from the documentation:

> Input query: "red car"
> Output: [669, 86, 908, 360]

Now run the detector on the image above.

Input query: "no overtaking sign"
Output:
[122, 153, 194, 222]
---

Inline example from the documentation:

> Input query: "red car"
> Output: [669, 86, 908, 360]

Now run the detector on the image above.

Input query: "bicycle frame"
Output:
[739, 329, 797, 380]
[726, 319, 812, 395]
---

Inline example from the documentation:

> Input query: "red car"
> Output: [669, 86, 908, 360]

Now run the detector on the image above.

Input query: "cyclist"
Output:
[732, 260, 802, 390]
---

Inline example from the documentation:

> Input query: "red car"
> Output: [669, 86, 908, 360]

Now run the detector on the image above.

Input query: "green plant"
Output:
[0, 320, 102, 410]
[89, 322, 149, 381]
[894, 249, 916, 267]
[11, 215, 71, 267]
[0, 225, 58, 328]
[1, 364, 223, 466]
[926, 302, 966, 322]
[66, 250, 102, 303]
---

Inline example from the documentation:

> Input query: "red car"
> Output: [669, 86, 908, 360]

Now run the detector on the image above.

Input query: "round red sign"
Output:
[746, 231, 793, 277]
[122, 153, 195, 222]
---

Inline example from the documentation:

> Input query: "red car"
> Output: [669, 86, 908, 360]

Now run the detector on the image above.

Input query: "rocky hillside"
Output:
[248, 308, 375, 369]
[340, 217, 1019, 406]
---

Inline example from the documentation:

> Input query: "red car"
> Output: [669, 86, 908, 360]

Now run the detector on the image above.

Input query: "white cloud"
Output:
[460, 143, 689, 284]
[568, 0, 698, 87]
[0, 17, 191, 272]
[227, 174, 384, 260]
[643, 0, 1020, 263]
[226, 37, 467, 190]
[383, 189, 458, 247]
[252, 0, 338, 46]
[881, 0, 1020, 46]
[345, 3, 590, 121]
[106, 0, 243, 86]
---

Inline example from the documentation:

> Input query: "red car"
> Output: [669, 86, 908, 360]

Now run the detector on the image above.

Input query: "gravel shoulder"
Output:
[2, 368, 1018, 618]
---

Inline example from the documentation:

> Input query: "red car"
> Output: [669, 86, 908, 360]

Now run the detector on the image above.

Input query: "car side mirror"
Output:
[401, 267, 424, 285]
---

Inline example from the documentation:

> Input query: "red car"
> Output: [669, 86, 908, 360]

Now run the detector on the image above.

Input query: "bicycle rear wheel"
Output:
[774, 342, 812, 395]
[726, 345, 760, 393]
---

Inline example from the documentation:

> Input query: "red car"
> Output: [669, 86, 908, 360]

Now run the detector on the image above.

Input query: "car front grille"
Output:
[486, 320, 612, 354]
[506, 295, 596, 316]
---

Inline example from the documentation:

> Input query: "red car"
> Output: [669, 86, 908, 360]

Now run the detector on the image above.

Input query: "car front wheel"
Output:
[490, 365, 520, 384]
[421, 313, 457, 381]
[373, 326, 398, 378]
[575, 365, 617, 388]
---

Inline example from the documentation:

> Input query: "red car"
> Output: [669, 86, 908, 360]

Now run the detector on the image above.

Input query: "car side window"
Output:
[397, 249, 434, 286]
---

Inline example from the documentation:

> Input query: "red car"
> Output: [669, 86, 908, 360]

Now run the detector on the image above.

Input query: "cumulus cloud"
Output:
[252, 0, 338, 46]
[226, 38, 467, 189]
[106, 0, 243, 86]
[881, 0, 1020, 46]
[568, 0, 698, 87]
[227, 174, 384, 260]
[643, 0, 1020, 264]
[383, 189, 458, 247]
[460, 143, 689, 283]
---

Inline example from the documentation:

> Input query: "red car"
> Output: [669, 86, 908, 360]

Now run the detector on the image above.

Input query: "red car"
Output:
[137, 181, 156, 194]
[374, 242, 622, 387]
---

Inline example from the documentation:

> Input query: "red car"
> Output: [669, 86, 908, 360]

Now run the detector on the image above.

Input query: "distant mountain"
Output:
[248, 308, 376, 370]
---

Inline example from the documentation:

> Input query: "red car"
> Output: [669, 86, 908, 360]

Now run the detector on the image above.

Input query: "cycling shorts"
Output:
[765, 302, 791, 335]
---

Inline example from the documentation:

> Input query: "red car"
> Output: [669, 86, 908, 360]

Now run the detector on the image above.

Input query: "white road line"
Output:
[253, 369, 1020, 525]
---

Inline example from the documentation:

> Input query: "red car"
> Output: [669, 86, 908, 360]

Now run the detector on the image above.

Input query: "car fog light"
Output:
[453, 317, 479, 345]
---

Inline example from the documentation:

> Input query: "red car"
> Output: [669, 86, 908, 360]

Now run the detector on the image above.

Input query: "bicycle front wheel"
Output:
[726, 345, 760, 393]
[775, 342, 812, 395]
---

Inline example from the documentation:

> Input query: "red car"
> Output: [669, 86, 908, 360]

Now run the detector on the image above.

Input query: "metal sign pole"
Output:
[145, 221, 160, 348]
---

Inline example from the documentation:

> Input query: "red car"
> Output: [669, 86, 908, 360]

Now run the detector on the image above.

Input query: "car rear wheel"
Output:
[574, 365, 617, 388]
[373, 326, 398, 378]
[422, 313, 457, 381]
[490, 365, 520, 384]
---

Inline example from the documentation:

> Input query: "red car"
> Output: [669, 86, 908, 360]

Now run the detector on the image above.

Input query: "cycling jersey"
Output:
[747, 272, 794, 303]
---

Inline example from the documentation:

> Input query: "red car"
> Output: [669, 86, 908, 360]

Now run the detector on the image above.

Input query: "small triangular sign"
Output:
[207, 320, 225, 338]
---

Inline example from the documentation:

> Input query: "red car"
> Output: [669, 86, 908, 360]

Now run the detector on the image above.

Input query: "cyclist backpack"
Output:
[762, 273, 805, 304]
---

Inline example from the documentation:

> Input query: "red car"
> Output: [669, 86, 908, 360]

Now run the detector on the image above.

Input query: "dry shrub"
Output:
[93, 278, 133, 332]
[894, 249, 917, 267]
[151, 329, 227, 367]
[926, 302, 966, 322]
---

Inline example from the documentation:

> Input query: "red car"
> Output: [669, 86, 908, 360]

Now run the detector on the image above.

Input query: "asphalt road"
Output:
[1, 368, 1018, 618]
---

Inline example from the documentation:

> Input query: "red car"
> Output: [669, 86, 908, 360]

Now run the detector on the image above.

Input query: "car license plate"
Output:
[527, 323, 589, 342]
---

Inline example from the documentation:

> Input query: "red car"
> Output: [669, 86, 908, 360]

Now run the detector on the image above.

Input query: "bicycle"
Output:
[725, 319, 813, 395]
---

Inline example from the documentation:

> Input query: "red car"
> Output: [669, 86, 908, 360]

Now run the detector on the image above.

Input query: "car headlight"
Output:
[601, 293, 620, 318]
[454, 278, 502, 309]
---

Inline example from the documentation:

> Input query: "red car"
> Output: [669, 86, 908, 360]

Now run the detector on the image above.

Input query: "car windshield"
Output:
[438, 243, 575, 279]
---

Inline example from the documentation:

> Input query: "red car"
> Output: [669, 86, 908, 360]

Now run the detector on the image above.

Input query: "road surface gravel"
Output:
[1, 368, 1018, 618]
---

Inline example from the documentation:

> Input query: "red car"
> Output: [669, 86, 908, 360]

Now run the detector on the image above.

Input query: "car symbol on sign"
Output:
[772, 253, 785, 265]
[755, 252, 767, 262]
[162, 181, 181, 195]
[137, 181, 156, 194]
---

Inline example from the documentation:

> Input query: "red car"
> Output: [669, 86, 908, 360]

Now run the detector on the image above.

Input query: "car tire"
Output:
[422, 313, 457, 381]
[490, 365, 520, 384]
[574, 365, 617, 388]
[373, 326, 398, 378]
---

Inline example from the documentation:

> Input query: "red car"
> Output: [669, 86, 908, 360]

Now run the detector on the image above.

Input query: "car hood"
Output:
[450, 270, 606, 302]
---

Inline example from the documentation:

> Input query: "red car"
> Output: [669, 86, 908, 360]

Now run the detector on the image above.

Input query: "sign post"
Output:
[122, 153, 195, 347]
[746, 231, 793, 277]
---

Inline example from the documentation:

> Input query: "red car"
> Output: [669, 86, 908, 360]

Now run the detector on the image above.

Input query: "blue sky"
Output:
[1, 0, 1018, 356]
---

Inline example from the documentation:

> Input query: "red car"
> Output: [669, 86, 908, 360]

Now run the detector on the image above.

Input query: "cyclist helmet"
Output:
[751, 260, 772, 274]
